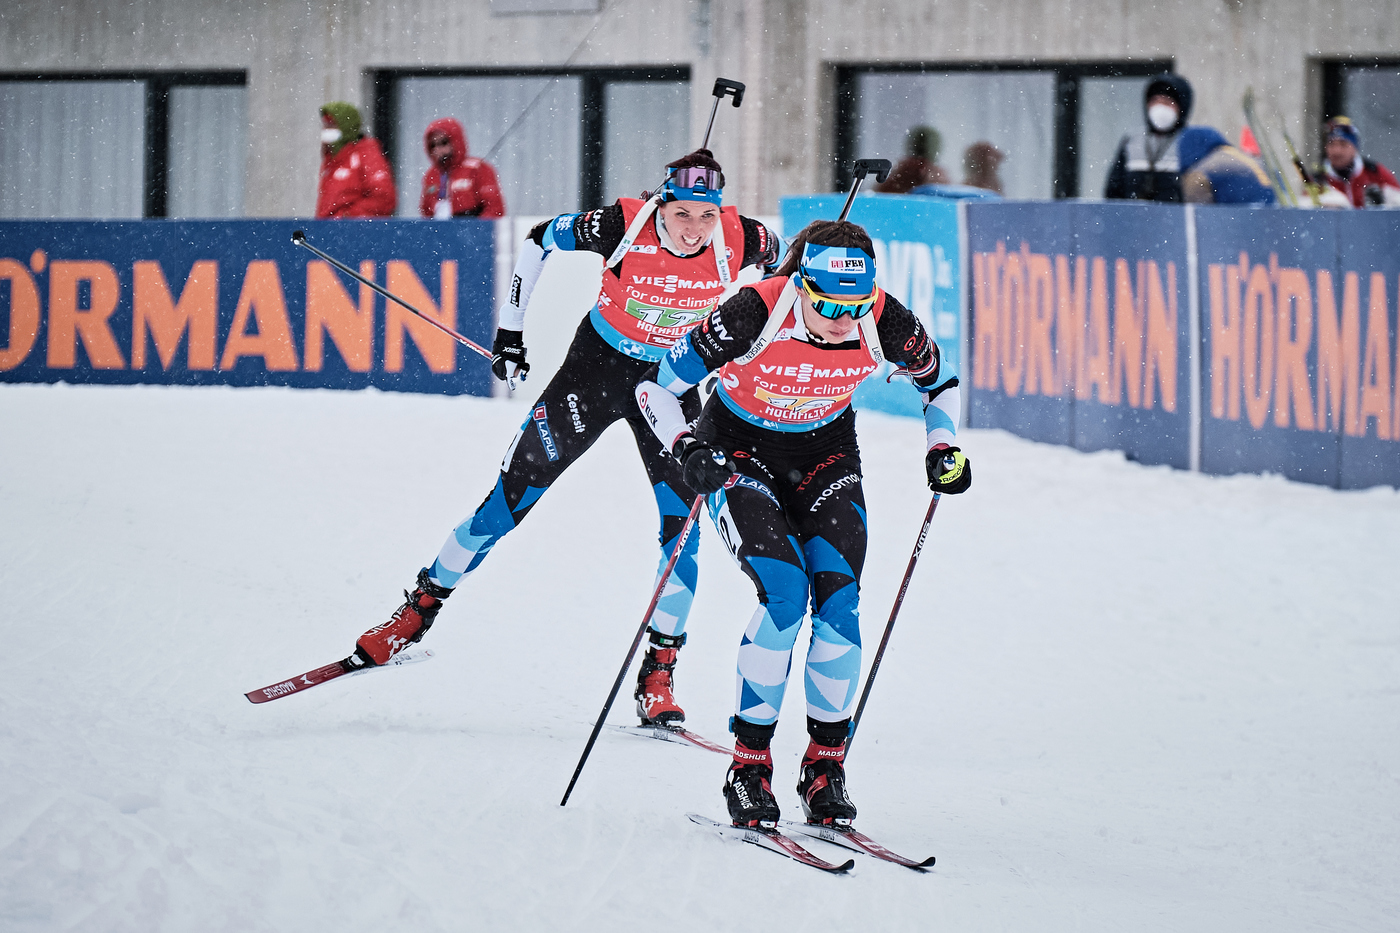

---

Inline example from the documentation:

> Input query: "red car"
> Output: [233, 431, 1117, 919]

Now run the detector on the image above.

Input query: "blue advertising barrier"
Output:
[966, 202, 1193, 469]
[0, 220, 496, 396]
[781, 194, 961, 418]
[1195, 208, 1400, 489]
[966, 202, 1400, 488]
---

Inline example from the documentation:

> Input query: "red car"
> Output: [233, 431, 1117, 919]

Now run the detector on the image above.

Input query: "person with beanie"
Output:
[1104, 73, 1193, 202]
[1317, 117, 1400, 208]
[315, 102, 397, 219]
[874, 125, 949, 194]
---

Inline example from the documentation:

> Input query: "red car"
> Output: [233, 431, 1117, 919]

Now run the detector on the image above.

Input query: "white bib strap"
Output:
[733, 277, 800, 367]
[605, 195, 663, 270]
[858, 312, 885, 364]
[709, 213, 732, 286]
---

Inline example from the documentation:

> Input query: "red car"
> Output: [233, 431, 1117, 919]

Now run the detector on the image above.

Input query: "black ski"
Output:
[687, 813, 855, 873]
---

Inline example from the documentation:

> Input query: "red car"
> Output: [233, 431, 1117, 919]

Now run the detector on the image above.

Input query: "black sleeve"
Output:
[875, 293, 953, 392]
[737, 215, 781, 271]
[687, 287, 772, 368]
[527, 203, 628, 257]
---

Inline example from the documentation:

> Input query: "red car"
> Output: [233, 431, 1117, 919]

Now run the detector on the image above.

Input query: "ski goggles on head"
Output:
[797, 273, 877, 320]
[662, 166, 724, 205]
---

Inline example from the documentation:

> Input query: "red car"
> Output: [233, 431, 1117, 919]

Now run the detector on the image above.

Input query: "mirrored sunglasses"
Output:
[800, 275, 876, 320]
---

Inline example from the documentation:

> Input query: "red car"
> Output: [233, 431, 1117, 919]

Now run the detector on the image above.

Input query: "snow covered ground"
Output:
[2, 380, 1398, 932]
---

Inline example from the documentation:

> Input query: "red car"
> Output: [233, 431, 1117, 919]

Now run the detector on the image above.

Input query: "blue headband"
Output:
[799, 243, 877, 296]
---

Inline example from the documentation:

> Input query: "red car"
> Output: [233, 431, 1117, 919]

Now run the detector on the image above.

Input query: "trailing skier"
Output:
[634, 218, 972, 828]
[350, 149, 780, 728]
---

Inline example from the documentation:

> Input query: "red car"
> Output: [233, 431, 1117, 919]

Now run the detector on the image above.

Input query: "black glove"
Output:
[674, 435, 737, 495]
[926, 446, 972, 494]
[491, 328, 530, 382]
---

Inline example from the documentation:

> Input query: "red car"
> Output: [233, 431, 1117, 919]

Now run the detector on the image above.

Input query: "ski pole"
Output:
[290, 230, 493, 362]
[700, 78, 745, 151]
[847, 492, 941, 756]
[837, 159, 892, 222]
[560, 493, 707, 806]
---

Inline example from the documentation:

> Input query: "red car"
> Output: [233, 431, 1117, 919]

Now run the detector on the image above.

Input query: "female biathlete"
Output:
[349, 150, 780, 728]
[633, 219, 972, 827]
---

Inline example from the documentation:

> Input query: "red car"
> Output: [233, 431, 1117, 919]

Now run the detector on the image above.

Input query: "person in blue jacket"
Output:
[1177, 127, 1277, 205]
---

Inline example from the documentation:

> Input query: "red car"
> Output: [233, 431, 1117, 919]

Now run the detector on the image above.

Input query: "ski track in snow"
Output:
[2, 382, 1398, 932]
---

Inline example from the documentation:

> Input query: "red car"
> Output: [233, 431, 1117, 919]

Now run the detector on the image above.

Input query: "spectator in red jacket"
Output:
[419, 118, 506, 219]
[1320, 116, 1400, 208]
[315, 102, 397, 219]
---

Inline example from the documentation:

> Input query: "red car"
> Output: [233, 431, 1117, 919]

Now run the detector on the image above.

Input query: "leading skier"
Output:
[634, 218, 971, 827]
[350, 149, 780, 728]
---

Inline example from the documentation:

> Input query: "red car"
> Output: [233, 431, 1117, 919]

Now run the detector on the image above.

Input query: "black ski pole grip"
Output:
[838, 158, 894, 222]
[853, 158, 892, 184]
[712, 78, 745, 107]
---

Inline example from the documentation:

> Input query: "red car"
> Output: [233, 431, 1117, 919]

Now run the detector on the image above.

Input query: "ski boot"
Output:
[724, 719, 780, 828]
[634, 628, 686, 725]
[797, 718, 857, 826]
[351, 569, 451, 668]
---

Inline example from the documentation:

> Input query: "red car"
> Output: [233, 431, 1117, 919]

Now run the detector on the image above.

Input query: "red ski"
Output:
[687, 813, 855, 873]
[782, 820, 935, 871]
[618, 723, 729, 755]
[244, 648, 435, 704]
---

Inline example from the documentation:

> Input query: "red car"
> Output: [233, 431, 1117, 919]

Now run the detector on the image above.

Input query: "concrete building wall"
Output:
[3, 0, 1395, 216]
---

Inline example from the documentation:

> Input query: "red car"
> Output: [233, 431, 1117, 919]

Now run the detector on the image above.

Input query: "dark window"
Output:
[1322, 60, 1400, 173]
[834, 61, 1172, 198]
[0, 71, 247, 219]
[373, 67, 690, 215]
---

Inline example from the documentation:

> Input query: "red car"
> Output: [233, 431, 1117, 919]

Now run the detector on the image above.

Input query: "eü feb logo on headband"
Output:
[800, 243, 876, 296]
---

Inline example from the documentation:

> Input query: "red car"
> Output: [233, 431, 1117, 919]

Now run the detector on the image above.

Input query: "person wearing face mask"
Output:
[346, 149, 780, 731]
[315, 102, 397, 219]
[1104, 74, 1194, 202]
[632, 218, 969, 828]
[418, 117, 506, 219]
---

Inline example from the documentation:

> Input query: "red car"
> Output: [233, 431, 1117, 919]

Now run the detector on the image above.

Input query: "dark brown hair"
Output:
[774, 219, 875, 279]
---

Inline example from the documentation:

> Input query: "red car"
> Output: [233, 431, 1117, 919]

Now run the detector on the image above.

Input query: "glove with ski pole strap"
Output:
[926, 444, 972, 494]
[490, 328, 530, 382]
[674, 434, 736, 495]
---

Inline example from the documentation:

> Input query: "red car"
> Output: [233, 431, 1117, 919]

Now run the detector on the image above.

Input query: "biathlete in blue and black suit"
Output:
[350, 149, 780, 728]
[633, 218, 972, 828]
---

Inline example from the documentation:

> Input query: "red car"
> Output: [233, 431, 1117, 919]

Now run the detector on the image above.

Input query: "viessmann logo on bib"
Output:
[828, 257, 866, 273]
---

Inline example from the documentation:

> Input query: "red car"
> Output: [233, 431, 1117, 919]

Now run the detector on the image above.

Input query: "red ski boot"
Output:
[352, 569, 451, 667]
[634, 629, 686, 725]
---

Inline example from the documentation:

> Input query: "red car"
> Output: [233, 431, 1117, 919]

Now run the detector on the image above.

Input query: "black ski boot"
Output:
[797, 718, 857, 826]
[724, 718, 780, 827]
[634, 629, 686, 725]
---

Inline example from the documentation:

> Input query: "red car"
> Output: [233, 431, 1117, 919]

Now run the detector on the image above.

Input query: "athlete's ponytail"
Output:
[776, 220, 875, 280]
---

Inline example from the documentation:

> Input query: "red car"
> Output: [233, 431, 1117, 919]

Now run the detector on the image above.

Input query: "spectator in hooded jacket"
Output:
[315, 102, 397, 219]
[1317, 117, 1400, 208]
[1178, 127, 1276, 205]
[419, 118, 506, 219]
[1105, 74, 1193, 202]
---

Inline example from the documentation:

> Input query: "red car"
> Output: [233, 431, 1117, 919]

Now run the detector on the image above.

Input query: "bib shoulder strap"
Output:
[733, 277, 799, 366]
[605, 195, 662, 269]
